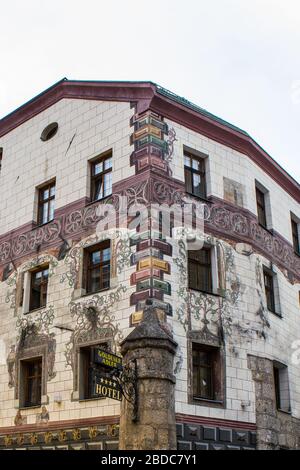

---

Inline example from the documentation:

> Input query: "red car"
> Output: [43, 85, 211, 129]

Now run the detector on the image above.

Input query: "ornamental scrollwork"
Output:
[65, 285, 126, 369]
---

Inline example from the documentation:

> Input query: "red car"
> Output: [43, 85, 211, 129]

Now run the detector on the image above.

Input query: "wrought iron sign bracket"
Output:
[109, 359, 139, 423]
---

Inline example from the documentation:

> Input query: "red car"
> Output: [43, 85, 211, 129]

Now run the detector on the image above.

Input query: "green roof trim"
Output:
[154, 83, 250, 137]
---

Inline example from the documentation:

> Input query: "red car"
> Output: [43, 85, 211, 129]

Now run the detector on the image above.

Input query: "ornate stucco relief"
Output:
[1, 176, 298, 283]
[65, 285, 126, 368]
[5, 254, 58, 390]
[173, 237, 274, 344]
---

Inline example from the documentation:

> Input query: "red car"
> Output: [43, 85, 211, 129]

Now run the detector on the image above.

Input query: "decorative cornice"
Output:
[0, 415, 119, 436]
[0, 80, 299, 203]
[0, 174, 299, 283]
[176, 413, 256, 431]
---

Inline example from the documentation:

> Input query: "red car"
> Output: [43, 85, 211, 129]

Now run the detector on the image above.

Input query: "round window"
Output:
[40, 122, 58, 141]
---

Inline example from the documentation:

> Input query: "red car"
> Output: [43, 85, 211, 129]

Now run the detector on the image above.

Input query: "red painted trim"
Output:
[0, 81, 155, 138]
[150, 94, 300, 203]
[176, 413, 256, 431]
[0, 415, 119, 435]
[0, 81, 299, 202]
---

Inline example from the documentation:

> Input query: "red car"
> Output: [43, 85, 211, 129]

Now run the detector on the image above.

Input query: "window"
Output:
[21, 358, 42, 408]
[79, 344, 108, 400]
[40, 122, 58, 142]
[80, 346, 94, 400]
[188, 247, 212, 293]
[192, 343, 221, 402]
[91, 153, 112, 202]
[263, 268, 276, 313]
[84, 241, 110, 294]
[256, 186, 267, 228]
[29, 266, 49, 312]
[273, 366, 281, 410]
[273, 363, 291, 413]
[291, 215, 300, 254]
[37, 182, 55, 225]
[184, 151, 206, 199]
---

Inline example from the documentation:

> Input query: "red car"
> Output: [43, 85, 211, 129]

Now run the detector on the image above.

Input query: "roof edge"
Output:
[0, 79, 299, 201]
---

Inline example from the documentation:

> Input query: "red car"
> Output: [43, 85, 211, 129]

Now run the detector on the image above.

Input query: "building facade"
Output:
[0, 80, 299, 450]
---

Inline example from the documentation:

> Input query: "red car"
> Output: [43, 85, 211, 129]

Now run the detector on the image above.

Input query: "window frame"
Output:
[90, 152, 112, 203]
[291, 215, 300, 255]
[79, 343, 109, 401]
[256, 185, 267, 228]
[273, 363, 291, 413]
[189, 341, 224, 406]
[37, 181, 56, 226]
[192, 344, 214, 400]
[188, 246, 213, 294]
[273, 365, 281, 410]
[184, 151, 207, 199]
[29, 266, 49, 312]
[21, 357, 42, 408]
[84, 240, 111, 295]
[263, 267, 280, 316]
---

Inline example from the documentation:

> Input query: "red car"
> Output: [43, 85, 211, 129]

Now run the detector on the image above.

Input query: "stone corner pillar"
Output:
[119, 304, 178, 450]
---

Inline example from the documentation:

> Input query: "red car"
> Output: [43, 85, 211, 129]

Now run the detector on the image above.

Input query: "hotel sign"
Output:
[94, 348, 123, 371]
[92, 374, 122, 401]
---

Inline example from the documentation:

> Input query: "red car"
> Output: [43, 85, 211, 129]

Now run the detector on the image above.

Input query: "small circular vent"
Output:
[40, 122, 58, 142]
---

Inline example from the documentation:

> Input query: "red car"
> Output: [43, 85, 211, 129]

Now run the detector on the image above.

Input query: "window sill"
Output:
[19, 405, 41, 410]
[33, 219, 54, 229]
[188, 288, 222, 298]
[85, 195, 112, 208]
[25, 306, 47, 315]
[78, 397, 106, 403]
[268, 310, 282, 319]
[191, 397, 224, 408]
[81, 287, 110, 298]
[277, 409, 292, 416]
[185, 191, 210, 203]
[258, 223, 274, 236]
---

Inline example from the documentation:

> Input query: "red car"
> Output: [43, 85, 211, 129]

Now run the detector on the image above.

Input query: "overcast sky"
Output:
[1, 0, 299, 183]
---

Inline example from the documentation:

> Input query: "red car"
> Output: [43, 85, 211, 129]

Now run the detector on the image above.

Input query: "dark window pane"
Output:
[192, 344, 215, 400]
[274, 367, 281, 410]
[23, 358, 42, 407]
[91, 155, 112, 202]
[29, 267, 49, 311]
[90, 268, 101, 293]
[184, 152, 206, 198]
[188, 248, 212, 292]
[38, 183, 55, 225]
[185, 168, 193, 194]
[256, 187, 267, 227]
[86, 242, 111, 294]
[264, 270, 275, 313]
[292, 219, 299, 253]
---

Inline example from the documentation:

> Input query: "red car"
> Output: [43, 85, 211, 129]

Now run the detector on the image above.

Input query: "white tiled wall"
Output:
[0, 99, 134, 234]
[0, 99, 299, 429]
[166, 118, 300, 423]
[167, 119, 300, 243]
